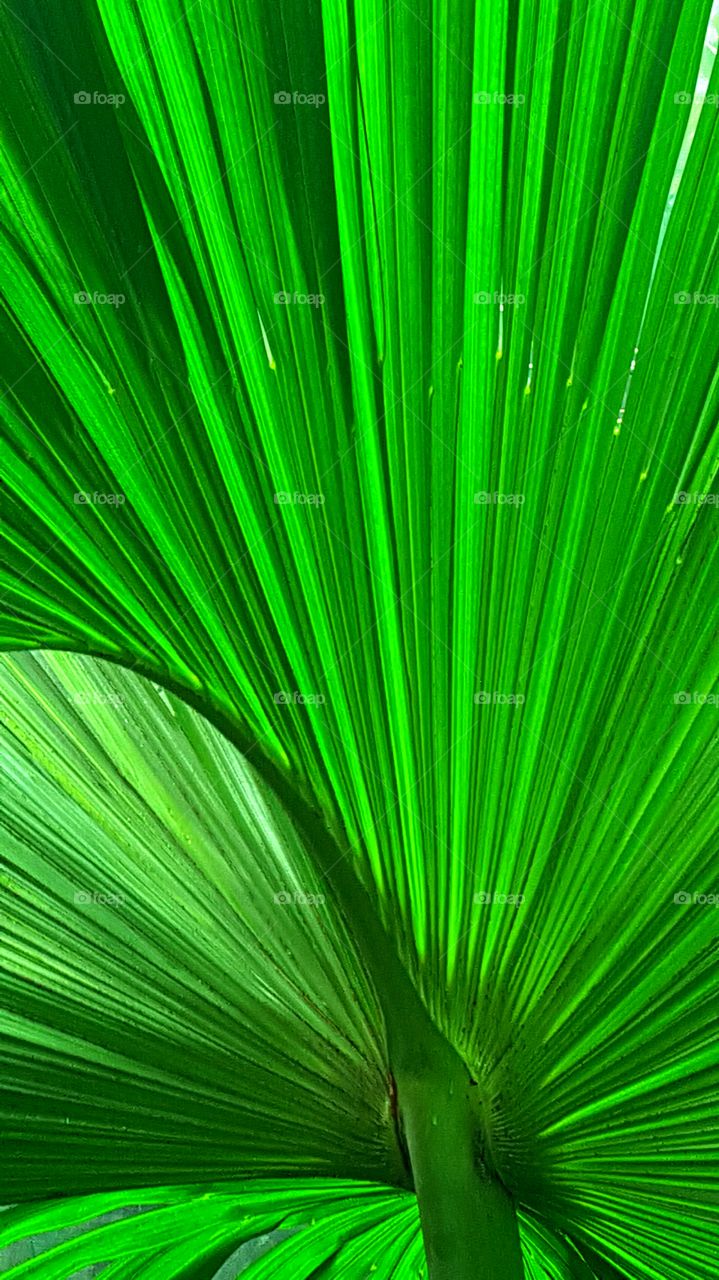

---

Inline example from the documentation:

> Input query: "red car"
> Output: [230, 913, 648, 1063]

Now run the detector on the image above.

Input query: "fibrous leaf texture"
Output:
[0, 0, 717, 1276]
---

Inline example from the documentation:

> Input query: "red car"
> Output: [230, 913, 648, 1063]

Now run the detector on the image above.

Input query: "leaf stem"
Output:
[103, 668, 526, 1278]
[392, 1032, 525, 1280]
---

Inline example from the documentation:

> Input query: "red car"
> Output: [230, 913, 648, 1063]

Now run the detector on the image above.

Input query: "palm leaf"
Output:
[0, 1182, 415, 1280]
[0, 652, 405, 1197]
[0, 1181, 624, 1279]
[0, 0, 718, 1276]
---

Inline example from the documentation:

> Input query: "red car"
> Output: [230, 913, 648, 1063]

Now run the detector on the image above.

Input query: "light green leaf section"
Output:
[0, 1182, 414, 1280]
[0, 1181, 626, 1280]
[0, 652, 405, 1199]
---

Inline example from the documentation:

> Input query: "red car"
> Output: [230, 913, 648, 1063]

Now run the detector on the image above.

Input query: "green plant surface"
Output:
[0, 1182, 418, 1279]
[1, 652, 716, 1276]
[0, 0, 718, 1276]
[0, 653, 406, 1197]
[0, 1179, 628, 1279]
